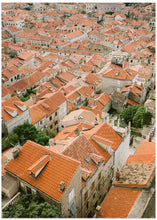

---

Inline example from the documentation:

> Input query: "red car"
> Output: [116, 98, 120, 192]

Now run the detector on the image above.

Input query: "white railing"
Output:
[2, 192, 21, 210]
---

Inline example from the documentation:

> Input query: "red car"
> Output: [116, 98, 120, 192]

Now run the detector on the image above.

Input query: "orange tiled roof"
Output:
[80, 106, 102, 118]
[100, 187, 142, 218]
[85, 73, 101, 86]
[57, 72, 74, 83]
[127, 98, 139, 106]
[30, 105, 46, 124]
[103, 68, 137, 81]
[86, 123, 123, 151]
[66, 30, 84, 39]
[97, 93, 110, 106]
[28, 155, 50, 175]
[2, 85, 10, 98]
[62, 135, 105, 181]
[5, 140, 80, 201]
[77, 86, 94, 98]
[2, 96, 28, 122]
[127, 139, 155, 164]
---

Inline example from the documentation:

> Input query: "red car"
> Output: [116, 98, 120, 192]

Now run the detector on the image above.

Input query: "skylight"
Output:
[85, 157, 90, 164]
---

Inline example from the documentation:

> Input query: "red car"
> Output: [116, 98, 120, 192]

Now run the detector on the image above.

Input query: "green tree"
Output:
[36, 132, 49, 146]
[120, 105, 152, 128]
[2, 134, 18, 151]
[132, 106, 145, 128]
[14, 123, 37, 144]
[2, 194, 62, 218]
[143, 112, 152, 126]
[120, 105, 139, 124]
[44, 129, 56, 138]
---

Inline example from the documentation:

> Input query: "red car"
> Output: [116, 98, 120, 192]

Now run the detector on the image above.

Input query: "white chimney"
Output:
[49, 138, 55, 146]
[59, 181, 65, 192]
[12, 147, 19, 159]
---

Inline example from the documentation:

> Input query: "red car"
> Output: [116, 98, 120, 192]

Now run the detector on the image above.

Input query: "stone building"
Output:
[2, 96, 31, 136]
[98, 139, 155, 218]
[3, 140, 82, 218]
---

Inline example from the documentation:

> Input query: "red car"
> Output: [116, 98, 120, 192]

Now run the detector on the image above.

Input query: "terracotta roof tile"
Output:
[100, 187, 142, 218]
[92, 123, 123, 151]
[57, 72, 74, 83]
[77, 86, 94, 98]
[28, 155, 50, 175]
[5, 140, 80, 201]
[2, 96, 28, 122]
[30, 105, 46, 124]
[103, 68, 137, 81]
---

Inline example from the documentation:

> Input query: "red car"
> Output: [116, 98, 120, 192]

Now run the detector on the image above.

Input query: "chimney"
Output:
[59, 181, 65, 192]
[32, 95, 36, 104]
[149, 133, 152, 142]
[116, 169, 120, 181]
[12, 147, 19, 160]
[49, 138, 55, 146]
[96, 114, 99, 123]
[95, 206, 101, 218]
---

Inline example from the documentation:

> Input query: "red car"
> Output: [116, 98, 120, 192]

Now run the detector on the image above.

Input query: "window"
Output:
[39, 120, 43, 126]
[50, 125, 53, 129]
[69, 189, 74, 203]
[99, 195, 102, 200]
[98, 172, 101, 180]
[84, 191, 88, 201]
[49, 116, 52, 121]
[93, 193, 95, 199]
[55, 121, 58, 125]
[11, 78, 13, 82]
[55, 112, 57, 116]
[86, 201, 89, 209]
[91, 181, 95, 191]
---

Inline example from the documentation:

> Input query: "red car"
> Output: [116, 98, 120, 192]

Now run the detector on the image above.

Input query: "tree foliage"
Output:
[120, 105, 152, 128]
[2, 194, 62, 218]
[36, 132, 49, 146]
[13, 123, 49, 146]
[14, 123, 37, 144]
[2, 134, 18, 151]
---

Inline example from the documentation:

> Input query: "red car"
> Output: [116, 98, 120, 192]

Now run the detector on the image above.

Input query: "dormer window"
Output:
[28, 155, 50, 179]
[4, 106, 17, 118]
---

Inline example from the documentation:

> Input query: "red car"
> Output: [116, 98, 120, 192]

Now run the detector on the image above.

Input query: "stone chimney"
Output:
[49, 138, 55, 146]
[149, 133, 153, 142]
[32, 95, 36, 104]
[95, 206, 101, 218]
[116, 169, 120, 181]
[12, 147, 19, 160]
[59, 181, 65, 192]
